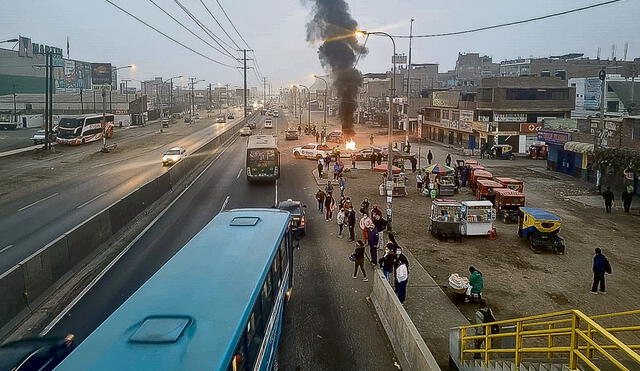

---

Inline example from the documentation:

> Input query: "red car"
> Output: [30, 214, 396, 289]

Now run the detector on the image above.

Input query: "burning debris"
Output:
[345, 140, 357, 151]
[305, 0, 366, 140]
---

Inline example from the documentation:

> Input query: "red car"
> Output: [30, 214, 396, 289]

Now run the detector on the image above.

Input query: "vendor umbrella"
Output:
[423, 163, 454, 175]
[373, 163, 401, 174]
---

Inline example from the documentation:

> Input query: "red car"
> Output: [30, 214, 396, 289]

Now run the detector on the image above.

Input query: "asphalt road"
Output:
[46, 110, 396, 370]
[0, 112, 245, 273]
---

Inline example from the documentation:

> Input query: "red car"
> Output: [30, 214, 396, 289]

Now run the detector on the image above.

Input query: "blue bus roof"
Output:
[519, 207, 561, 221]
[55, 208, 291, 371]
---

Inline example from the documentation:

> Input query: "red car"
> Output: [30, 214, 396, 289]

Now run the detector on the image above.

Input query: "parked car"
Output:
[292, 143, 333, 159]
[285, 129, 299, 140]
[351, 146, 383, 161]
[227, 113, 235, 119]
[0, 334, 75, 371]
[277, 199, 306, 237]
[326, 130, 344, 143]
[240, 126, 252, 136]
[381, 147, 417, 161]
[162, 146, 187, 166]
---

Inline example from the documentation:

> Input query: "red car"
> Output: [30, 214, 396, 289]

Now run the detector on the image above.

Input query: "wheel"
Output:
[294, 151, 301, 159]
[81, 138, 86, 144]
[510, 154, 515, 160]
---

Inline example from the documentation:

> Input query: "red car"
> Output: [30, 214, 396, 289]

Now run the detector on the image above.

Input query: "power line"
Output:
[147, 0, 236, 60]
[198, 0, 241, 50]
[173, 0, 237, 58]
[104, 0, 236, 68]
[390, 0, 624, 38]
[216, 0, 251, 49]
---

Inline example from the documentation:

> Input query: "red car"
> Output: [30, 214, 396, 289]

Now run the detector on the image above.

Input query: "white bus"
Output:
[56, 114, 114, 145]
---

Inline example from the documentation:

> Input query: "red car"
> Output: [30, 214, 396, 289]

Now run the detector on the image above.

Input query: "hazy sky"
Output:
[2, 0, 638, 90]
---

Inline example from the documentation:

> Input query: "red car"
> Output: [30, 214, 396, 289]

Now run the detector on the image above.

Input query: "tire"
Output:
[81, 138, 86, 144]
[294, 151, 301, 159]
[510, 154, 515, 160]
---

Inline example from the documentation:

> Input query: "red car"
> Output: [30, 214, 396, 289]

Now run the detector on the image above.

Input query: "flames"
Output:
[345, 140, 357, 151]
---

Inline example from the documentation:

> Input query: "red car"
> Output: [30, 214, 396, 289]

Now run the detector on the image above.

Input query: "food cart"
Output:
[494, 188, 525, 223]
[518, 207, 565, 254]
[429, 199, 463, 241]
[469, 170, 493, 193]
[391, 173, 407, 197]
[437, 175, 456, 196]
[494, 177, 524, 192]
[461, 200, 496, 236]
[475, 179, 505, 203]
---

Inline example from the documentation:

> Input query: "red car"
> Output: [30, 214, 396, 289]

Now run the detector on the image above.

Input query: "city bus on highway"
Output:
[56, 114, 114, 145]
[246, 135, 280, 182]
[55, 208, 295, 371]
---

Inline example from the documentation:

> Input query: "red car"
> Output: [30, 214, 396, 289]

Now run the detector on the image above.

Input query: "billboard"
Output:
[18, 36, 32, 57]
[537, 129, 570, 145]
[392, 54, 407, 64]
[583, 77, 601, 111]
[494, 113, 527, 122]
[431, 91, 460, 108]
[74, 61, 91, 89]
[91, 63, 112, 86]
[63, 60, 77, 89]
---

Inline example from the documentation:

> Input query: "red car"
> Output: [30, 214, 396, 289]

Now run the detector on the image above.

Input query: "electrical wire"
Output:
[147, 0, 236, 60]
[199, 0, 241, 50]
[173, 0, 237, 58]
[104, 0, 236, 68]
[390, 0, 624, 38]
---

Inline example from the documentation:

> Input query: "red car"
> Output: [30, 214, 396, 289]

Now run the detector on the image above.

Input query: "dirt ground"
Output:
[313, 117, 640, 324]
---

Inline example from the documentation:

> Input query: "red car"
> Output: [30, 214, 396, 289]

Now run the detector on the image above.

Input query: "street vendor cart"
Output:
[437, 175, 456, 196]
[391, 173, 407, 197]
[494, 177, 524, 192]
[475, 179, 505, 203]
[429, 199, 463, 241]
[518, 207, 565, 254]
[461, 200, 496, 236]
[469, 170, 493, 193]
[494, 188, 525, 223]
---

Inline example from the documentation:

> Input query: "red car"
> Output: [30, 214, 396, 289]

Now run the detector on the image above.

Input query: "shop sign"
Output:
[471, 121, 489, 132]
[478, 115, 490, 122]
[459, 121, 473, 133]
[441, 119, 450, 128]
[494, 113, 527, 122]
[449, 120, 459, 130]
[519, 123, 544, 133]
[460, 110, 474, 123]
[432, 91, 460, 108]
[537, 129, 570, 145]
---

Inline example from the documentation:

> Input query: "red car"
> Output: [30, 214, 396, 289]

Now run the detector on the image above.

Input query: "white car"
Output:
[162, 146, 187, 166]
[292, 143, 333, 159]
[240, 126, 252, 136]
[273, 111, 279, 118]
[32, 129, 47, 145]
[264, 118, 273, 128]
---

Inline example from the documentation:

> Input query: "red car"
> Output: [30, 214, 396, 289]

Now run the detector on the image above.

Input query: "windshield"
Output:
[279, 204, 301, 215]
[58, 118, 83, 129]
[248, 149, 277, 167]
[165, 150, 181, 155]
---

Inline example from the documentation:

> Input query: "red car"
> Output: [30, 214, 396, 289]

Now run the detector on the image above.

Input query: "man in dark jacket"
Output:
[427, 150, 433, 165]
[352, 240, 368, 281]
[315, 189, 326, 212]
[367, 226, 379, 265]
[347, 206, 356, 241]
[602, 187, 614, 213]
[622, 187, 634, 213]
[410, 156, 417, 173]
[591, 248, 610, 294]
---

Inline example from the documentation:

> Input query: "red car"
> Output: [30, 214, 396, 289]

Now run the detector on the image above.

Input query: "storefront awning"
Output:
[564, 141, 594, 153]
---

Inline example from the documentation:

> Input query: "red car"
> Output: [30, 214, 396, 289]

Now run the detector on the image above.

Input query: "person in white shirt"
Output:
[336, 209, 346, 238]
[395, 254, 409, 303]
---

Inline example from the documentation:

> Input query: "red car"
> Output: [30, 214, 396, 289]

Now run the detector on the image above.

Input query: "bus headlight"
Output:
[246, 167, 251, 176]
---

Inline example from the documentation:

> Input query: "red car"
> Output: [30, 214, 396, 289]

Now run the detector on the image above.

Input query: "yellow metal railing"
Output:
[456, 309, 640, 370]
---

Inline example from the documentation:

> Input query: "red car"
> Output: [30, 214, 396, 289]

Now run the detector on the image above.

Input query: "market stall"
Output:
[438, 175, 456, 196]
[461, 200, 496, 236]
[429, 199, 463, 241]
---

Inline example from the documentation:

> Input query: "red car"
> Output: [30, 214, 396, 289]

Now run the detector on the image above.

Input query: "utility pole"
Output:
[189, 77, 196, 119]
[263, 77, 267, 107]
[406, 18, 414, 144]
[225, 84, 229, 113]
[12, 84, 17, 124]
[44, 52, 49, 150]
[80, 87, 84, 114]
[237, 49, 253, 118]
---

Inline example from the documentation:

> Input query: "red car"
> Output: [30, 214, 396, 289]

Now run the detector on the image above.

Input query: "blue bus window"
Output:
[245, 306, 263, 366]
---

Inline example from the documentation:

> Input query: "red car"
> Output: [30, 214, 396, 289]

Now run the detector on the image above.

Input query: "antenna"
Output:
[623, 42, 628, 61]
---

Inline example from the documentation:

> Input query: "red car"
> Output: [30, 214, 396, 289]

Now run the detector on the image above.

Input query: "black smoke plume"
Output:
[305, 0, 366, 138]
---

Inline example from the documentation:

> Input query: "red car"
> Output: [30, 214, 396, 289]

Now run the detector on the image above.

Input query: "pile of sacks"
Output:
[448, 273, 469, 294]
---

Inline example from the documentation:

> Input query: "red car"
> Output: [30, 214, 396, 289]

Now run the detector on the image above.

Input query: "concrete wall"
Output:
[370, 269, 441, 371]
[0, 115, 252, 338]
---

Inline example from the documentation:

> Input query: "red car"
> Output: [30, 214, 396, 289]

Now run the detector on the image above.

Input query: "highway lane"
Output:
[0, 113, 250, 273]
[47, 114, 276, 339]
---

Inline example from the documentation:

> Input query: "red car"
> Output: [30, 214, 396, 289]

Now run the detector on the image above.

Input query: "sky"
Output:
[1, 0, 639, 90]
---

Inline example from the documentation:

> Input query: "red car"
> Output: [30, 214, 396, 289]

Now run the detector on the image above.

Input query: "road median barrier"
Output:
[0, 114, 253, 340]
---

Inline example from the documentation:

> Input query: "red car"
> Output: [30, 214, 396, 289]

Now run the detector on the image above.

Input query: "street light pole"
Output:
[359, 30, 397, 231]
[406, 18, 414, 144]
[314, 75, 328, 125]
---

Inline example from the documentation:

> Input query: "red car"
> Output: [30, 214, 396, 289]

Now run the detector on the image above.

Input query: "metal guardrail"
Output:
[455, 309, 640, 370]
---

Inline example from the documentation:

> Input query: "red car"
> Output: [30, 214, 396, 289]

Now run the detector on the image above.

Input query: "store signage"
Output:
[494, 113, 527, 122]
[519, 123, 544, 133]
[471, 122, 489, 132]
[431, 91, 460, 108]
[32, 42, 63, 56]
[459, 121, 473, 133]
[460, 110, 474, 123]
[478, 115, 490, 122]
[537, 129, 570, 145]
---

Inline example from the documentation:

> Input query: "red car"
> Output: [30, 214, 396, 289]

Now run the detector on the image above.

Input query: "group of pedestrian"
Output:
[369, 152, 383, 169]
[601, 186, 634, 213]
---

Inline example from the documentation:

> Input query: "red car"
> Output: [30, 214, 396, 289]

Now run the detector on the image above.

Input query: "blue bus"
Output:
[55, 208, 294, 371]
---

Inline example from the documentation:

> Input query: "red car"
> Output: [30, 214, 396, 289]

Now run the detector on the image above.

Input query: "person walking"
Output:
[602, 187, 614, 213]
[591, 247, 611, 294]
[336, 208, 346, 238]
[324, 153, 332, 173]
[367, 225, 379, 266]
[445, 154, 452, 167]
[333, 162, 341, 180]
[474, 301, 499, 358]
[370, 134, 374, 145]
[351, 153, 357, 169]
[359, 212, 373, 241]
[360, 198, 370, 215]
[370, 153, 376, 169]
[320, 131, 326, 144]
[410, 156, 417, 173]
[395, 254, 409, 303]
[338, 175, 346, 196]
[352, 240, 368, 281]
[427, 150, 433, 165]
[315, 131, 320, 143]
[378, 246, 395, 280]
[325, 181, 334, 196]
[297, 124, 301, 135]
[324, 193, 335, 221]
[315, 189, 326, 212]
[622, 186, 634, 213]
[317, 157, 324, 178]
[347, 206, 356, 241]
[416, 171, 424, 193]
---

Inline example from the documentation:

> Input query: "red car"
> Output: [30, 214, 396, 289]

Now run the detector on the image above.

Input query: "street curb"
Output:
[312, 169, 328, 186]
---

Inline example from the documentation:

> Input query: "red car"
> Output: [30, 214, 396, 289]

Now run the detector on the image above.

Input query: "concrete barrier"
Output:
[370, 269, 441, 371]
[1, 115, 253, 339]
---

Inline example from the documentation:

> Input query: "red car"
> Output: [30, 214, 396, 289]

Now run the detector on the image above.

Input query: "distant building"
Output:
[499, 54, 640, 80]
[397, 63, 438, 97]
[437, 53, 499, 89]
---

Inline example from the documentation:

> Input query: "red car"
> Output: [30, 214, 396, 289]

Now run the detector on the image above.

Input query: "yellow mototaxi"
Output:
[517, 207, 565, 254]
